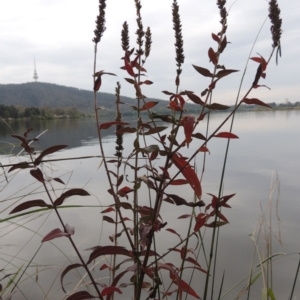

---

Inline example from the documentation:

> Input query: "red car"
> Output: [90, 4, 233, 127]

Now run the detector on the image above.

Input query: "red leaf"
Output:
[250, 55, 267, 70]
[212, 33, 220, 42]
[144, 126, 168, 136]
[106, 271, 128, 300]
[42, 228, 69, 242]
[101, 207, 115, 214]
[101, 286, 122, 297]
[208, 47, 218, 65]
[215, 69, 239, 79]
[66, 291, 97, 300]
[217, 211, 229, 223]
[103, 216, 115, 224]
[100, 263, 112, 271]
[222, 193, 236, 202]
[194, 213, 209, 231]
[53, 177, 65, 185]
[185, 91, 205, 105]
[86, 246, 131, 265]
[10, 200, 52, 214]
[251, 56, 262, 63]
[219, 35, 227, 53]
[201, 88, 208, 97]
[192, 65, 213, 77]
[124, 58, 135, 77]
[119, 202, 132, 209]
[117, 175, 124, 187]
[253, 84, 271, 90]
[208, 193, 219, 210]
[175, 95, 185, 108]
[116, 127, 136, 134]
[199, 146, 210, 153]
[182, 115, 195, 147]
[177, 214, 191, 219]
[35, 145, 68, 165]
[93, 76, 101, 92]
[162, 90, 174, 95]
[11, 134, 32, 154]
[242, 98, 272, 109]
[171, 153, 202, 199]
[8, 161, 31, 173]
[60, 264, 83, 293]
[149, 150, 158, 161]
[166, 228, 182, 240]
[118, 186, 133, 197]
[252, 63, 263, 86]
[124, 78, 135, 84]
[168, 100, 181, 111]
[180, 246, 192, 259]
[142, 80, 153, 85]
[192, 132, 206, 141]
[208, 78, 219, 90]
[206, 102, 229, 110]
[214, 132, 239, 139]
[185, 256, 202, 268]
[99, 121, 129, 130]
[54, 188, 90, 207]
[166, 194, 204, 208]
[140, 101, 158, 111]
[30, 168, 44, 182]
[176, 278, 201, 299]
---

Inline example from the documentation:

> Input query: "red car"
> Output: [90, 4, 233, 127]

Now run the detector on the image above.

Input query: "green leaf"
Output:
[267, 288, 276, 300]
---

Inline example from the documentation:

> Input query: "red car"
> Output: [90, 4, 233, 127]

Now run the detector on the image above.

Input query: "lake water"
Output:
[0, 110, 299, 299]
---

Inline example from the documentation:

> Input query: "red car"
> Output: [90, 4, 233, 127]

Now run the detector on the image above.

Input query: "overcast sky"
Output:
[0, 0, 299, 105]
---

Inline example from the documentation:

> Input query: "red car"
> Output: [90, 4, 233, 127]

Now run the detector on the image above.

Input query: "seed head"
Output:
[135, 0, 144, 54]
[269, 0, 282, 48]
[121, 22, 130, 52]
[217, 0, 227, 26]
[172, 0, 185, 73]
[114, 82, 123, 158]
[93, 0, 107, 44]
[145, 27, 152, 58]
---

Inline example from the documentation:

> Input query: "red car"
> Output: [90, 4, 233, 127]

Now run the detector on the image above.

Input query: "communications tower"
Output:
[33, 57, 38, 82]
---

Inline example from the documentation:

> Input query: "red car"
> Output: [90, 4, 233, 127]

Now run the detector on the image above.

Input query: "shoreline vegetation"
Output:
[0, 82, 298, 120]
[0, 102, 299, 121]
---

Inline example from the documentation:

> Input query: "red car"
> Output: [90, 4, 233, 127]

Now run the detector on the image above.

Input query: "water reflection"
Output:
[0, 110, 299, 299]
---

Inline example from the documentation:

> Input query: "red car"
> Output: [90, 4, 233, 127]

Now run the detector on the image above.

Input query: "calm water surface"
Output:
[0, 110, 299, 299]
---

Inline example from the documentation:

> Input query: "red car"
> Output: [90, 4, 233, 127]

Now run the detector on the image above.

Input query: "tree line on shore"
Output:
[1, 101, 300, 120]
[0, 104, 85, 120]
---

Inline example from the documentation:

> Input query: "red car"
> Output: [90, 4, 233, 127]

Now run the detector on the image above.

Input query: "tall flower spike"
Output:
[172, 0, 185, 75]
[269, 0, 282, 48]
[121, 22, 130, 52]
[93, 0, 107, 44]
[135, 0, 144, 54]
[114, 82, 124, 158]
[217, 0, 227, 26]
[145, 27, 152, 58]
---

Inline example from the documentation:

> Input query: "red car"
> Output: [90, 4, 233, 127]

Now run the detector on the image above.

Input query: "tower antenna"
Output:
[33, 56, 38, 82]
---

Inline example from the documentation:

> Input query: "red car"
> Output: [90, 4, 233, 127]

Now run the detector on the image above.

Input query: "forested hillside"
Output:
[0, 82, 131, 112]
[0, 83, 298, 120]
[0, 82, 200, 115]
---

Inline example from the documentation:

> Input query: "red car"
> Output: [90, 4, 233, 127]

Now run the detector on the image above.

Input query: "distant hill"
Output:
[0, 82, 131, 112]
[1, 83, 298, 117]
[0, 82, 201, 115]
